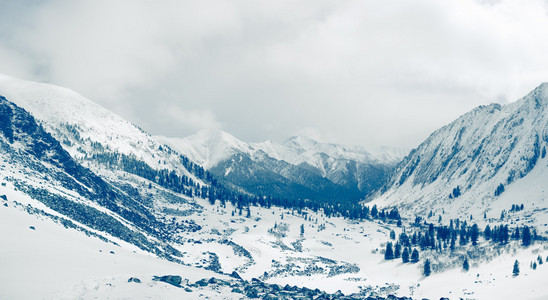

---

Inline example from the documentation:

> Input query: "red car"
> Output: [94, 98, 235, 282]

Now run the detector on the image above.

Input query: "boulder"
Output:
[128, 277, 141, 283]
[153, 275, 182, 287]
[230, 271, 242, 280]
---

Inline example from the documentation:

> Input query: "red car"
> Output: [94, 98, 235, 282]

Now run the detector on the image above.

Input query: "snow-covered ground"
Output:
[177, 199, 548, 299]
[0, 187, 237, 300]
[3, 178, 546, 299]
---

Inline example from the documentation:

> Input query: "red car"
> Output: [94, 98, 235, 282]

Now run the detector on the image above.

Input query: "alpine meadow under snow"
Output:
[1, 73, 548, 300]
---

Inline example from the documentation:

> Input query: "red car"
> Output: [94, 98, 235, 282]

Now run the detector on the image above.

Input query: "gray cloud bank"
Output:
[1, 0, 548, 149]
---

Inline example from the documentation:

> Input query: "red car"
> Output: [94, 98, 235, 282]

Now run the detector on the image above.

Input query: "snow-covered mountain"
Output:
[156, 129, 405, 202]
[0, 94, 186, 259]
[0, 73, 230, 261]
[373, 83, 548, 226]
[156, 129, 254, 169]
[2, 74, 548, 300]
[0, 74, 203, 180]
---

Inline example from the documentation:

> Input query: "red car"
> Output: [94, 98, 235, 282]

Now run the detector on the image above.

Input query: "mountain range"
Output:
[156, 130, 406, 203]
[1, 73, 548, 299]
[2, 73, 546, 224]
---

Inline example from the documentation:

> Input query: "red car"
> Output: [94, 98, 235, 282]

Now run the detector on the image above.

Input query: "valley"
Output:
[0, 73, 547, 299]
[2, 180, 547, 299]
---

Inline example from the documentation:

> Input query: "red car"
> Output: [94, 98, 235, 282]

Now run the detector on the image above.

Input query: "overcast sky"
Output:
[1, 0, 548, 149]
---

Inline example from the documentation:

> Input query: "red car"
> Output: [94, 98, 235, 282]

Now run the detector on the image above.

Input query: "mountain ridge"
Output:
[373, 82, 548, 226]
[156, 128, 405, 202]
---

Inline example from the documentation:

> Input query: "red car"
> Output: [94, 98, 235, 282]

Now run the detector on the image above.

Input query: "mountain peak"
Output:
[284, 135, 319, 147]
[528, 82, 548, 98]
[193, 128, 239, 143]
[191, 128, 250, 151]
[517, 81, 548, 111]
[157, 128, 252, 168]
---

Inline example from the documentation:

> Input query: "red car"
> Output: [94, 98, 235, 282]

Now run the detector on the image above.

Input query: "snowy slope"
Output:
[373, 83, 548, 226]
[0, 73, 201, 183]
[4, 167, 547, 299]
[0, 189, 235, 300]
[0, 95, 193, 260]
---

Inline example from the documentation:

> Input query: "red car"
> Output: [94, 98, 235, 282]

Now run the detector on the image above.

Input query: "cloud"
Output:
[162, 105, 224, 133]
[15, 0, 243, 102]
[2, 0, 548, 148]
[0, 45, 34, 80]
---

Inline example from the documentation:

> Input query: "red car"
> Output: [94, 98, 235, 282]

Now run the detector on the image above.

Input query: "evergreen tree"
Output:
[538, 255, 543, 265]
[399, 232, 410, 247]
[499, 225, 509, 244]
[484, 225, 491, 240]
[494, 183, 505, 196]
[513, 260, 520, 276]
[208, 194, 216, 205]
[512, 227, 520, 240]
[470, 224, 479, 246]
[411, 249, 420, 263]
[394, 243, 402, 259]
[463, 257, 470, 271]
[390, 230, 396, 240]
[385, 242, 394, 260]
[459, 227, 468, 246]
[402, 247, 410, 263]
[371, 205, 378, 218]
[300, 224, 304, 237]
[423, 259, 431, 276]
[522, 226, 532, 247]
